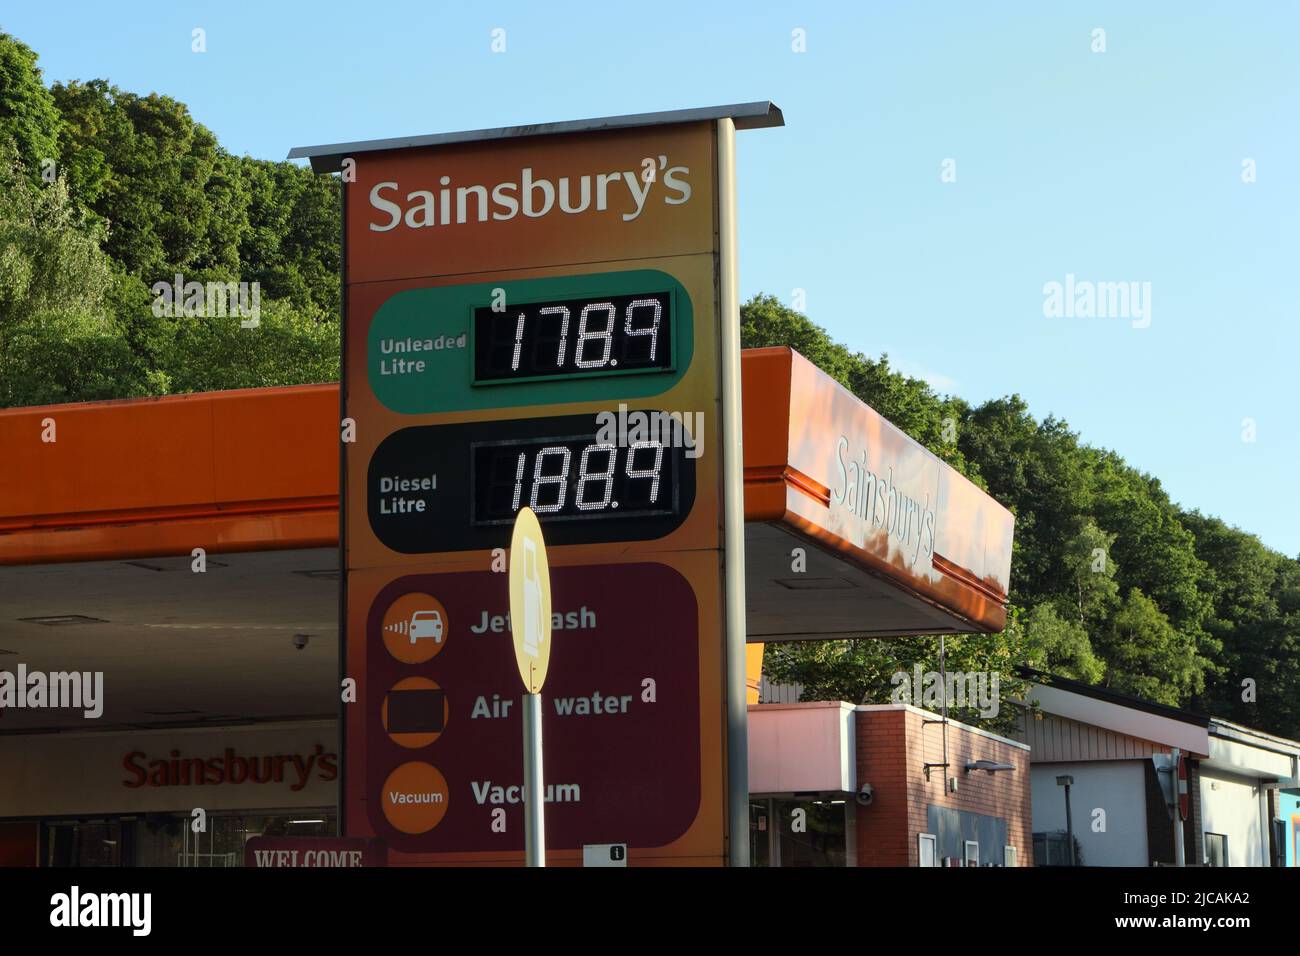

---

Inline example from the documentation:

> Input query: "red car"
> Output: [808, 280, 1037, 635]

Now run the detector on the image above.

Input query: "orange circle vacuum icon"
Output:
[381, 592, 449, 664]
[381, 762, 450, 834]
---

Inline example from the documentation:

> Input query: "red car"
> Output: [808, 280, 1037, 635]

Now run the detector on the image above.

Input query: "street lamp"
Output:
[1056, 775, 1076, 866]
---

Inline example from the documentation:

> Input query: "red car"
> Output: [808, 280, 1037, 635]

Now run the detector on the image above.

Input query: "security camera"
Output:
[292, 634, 311, 651]
[856, 783, 874, 806]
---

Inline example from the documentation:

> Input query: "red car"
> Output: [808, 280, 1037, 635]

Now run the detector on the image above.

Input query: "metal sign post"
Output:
[522, 692, 545, 867]
[716, 117, 749, 867]
[510, 507, 553, 867]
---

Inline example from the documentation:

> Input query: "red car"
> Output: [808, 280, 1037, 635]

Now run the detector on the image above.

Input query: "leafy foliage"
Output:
[0, 30, 339, 408]
[0, 32, 60, 177]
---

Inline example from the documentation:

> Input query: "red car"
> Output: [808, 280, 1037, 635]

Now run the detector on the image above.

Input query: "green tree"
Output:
[0, 140, 167, 406]
[1181, 510, 1300, 737]
[0, 32, 61, 175]
[957, 399, 1091, 609]
[1061, 518, 1120, 625]
[763, 627, 1030, 735]
[1083, 450, 1213, 646]
[0, 149, 109, 335]
[1022, 602, 1104, 683]
[1095, 588, 1203, 705]
[234, 156, 340, 318]
[159, 298, 339, 393]
[50, 80, 243, 280]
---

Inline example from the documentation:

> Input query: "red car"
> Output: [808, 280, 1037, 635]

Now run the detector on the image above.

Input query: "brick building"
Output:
[748, 701, 1032, 866]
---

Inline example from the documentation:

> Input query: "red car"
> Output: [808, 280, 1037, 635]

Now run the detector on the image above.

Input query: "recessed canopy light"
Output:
[125, 558, 227, 572]
[773, 577, 856, 590]
[293, 569, 339, 580]
[18, 614, 107, 626]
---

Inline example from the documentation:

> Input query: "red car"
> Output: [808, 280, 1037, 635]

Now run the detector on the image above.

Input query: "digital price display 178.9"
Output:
[473, 291, 672, 384]
[472, 436, 675, 525]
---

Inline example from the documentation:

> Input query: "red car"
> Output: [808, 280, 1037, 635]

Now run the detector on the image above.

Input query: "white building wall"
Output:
[1199, 768, 1267, 867]
[1031, 761, 1148, 866]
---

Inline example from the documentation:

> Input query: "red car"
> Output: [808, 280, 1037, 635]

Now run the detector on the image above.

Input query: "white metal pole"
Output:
[716, 117, 750, 868]
[1172, 748, 1185, 867]
[522, 691, 545, 867]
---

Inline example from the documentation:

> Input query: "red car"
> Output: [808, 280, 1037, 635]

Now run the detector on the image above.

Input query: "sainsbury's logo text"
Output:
[369, 162, 692, 232]
[830, 436, 937, 568]
[122, 744, 337, 791]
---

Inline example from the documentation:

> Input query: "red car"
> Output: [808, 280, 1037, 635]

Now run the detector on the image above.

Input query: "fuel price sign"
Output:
[304, 102, 782, 867]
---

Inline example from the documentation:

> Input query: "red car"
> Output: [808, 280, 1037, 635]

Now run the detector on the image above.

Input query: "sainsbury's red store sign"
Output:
[0, 722, 338, 817]
[122, 745, 337, 791]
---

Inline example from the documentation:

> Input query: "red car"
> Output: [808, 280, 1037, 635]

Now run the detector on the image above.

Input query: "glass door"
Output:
[45, 821, 123, 866]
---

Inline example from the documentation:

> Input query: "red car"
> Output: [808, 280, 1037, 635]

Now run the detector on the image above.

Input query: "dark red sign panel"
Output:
[363, 562, 701, 853]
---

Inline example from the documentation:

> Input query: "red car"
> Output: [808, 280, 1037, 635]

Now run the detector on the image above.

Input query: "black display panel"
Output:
[386, 689, 446, 734]
[367, 413, 695, 553]
[472, 435, 676, 525]
[473, 291, 672, 384]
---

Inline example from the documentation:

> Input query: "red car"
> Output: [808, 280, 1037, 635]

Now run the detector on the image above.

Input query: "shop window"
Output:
[44, 811, 337, 867]
[963, 840, 979, 867]
[1004, 845, 1017, 868]
[175, 812, 336, 866]
[1205, 832, 1228, 867]
[918, 832, 938, 867]
[772, 798, 847, 867]
[45, 821, 124, 867]
[134, 815, 184, 867]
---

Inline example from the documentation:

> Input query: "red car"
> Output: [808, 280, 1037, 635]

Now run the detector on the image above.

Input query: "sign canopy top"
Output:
[288, 101, 784, 173]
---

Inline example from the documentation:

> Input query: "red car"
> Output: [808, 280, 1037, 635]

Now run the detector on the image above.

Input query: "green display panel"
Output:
[368, 269, 693, 414]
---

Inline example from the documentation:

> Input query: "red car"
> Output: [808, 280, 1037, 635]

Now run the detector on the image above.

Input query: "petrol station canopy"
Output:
[0, 347, 1013, 730]
[0, 349, 1012, 626]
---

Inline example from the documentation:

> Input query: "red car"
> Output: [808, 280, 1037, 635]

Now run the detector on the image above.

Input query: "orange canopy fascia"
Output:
[0, 385, 340, 565]
[0, 350, 1013, 631]
[742, 347, 1014, 632]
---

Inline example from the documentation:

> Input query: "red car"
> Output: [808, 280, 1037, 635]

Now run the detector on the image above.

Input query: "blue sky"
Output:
[7, 1, 1298, 555]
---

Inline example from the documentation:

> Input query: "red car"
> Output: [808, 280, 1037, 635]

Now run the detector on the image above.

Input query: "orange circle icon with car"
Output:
[381, 592, 449, 664]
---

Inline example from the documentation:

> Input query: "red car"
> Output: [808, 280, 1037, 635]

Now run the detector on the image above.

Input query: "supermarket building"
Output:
[0, 347, 1020, 866]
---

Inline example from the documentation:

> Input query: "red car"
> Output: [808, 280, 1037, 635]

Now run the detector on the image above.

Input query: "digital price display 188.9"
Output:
[474, 291, 672, 384]
[366, 414, 696, 553]
[472, 437, 675, 525]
